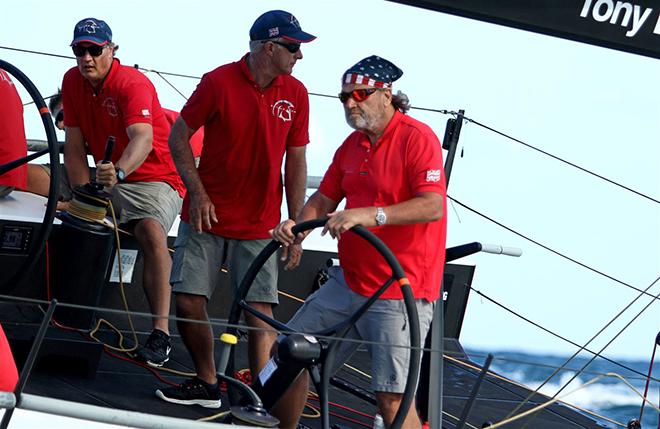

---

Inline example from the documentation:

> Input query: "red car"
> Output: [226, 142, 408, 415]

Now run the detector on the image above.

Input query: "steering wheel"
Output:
[0, 60, 60, 294]
[219, 218, 421, 429]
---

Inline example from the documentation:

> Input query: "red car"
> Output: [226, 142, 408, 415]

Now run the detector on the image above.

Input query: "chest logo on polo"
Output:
[102, 97, 119, 117]
[426, 169, 441, 182]
[271, 100, 295, 122]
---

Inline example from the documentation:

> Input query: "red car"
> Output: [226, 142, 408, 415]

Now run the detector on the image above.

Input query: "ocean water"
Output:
[466, 349, 659, 428]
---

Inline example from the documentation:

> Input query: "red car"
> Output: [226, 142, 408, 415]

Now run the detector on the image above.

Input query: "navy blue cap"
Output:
[71, 18, 112, 46]
[343, 56, 403, 88]
[250, 10, 316, 43]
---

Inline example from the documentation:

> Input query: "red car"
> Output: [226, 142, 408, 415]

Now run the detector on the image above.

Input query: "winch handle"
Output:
[102, 136, 115, 164]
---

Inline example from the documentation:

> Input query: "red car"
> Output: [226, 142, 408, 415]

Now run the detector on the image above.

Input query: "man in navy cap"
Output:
[271, 56, 447, 428]
[61, 18, 185, 367]
[156, 10, 314, 408]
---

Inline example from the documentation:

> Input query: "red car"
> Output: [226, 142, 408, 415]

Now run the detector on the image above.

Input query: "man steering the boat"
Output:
[155, 10, 314, 408]
[270, 56, 447, 429]
[61, 18, 185, 367]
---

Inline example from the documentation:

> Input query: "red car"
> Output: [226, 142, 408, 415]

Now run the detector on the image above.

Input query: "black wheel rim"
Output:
[0, 60, 60, 294]
[225, 218, 421, 429]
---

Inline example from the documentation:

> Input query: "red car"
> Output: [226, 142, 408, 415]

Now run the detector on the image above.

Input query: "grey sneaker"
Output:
[155, 377, 222, 408]
[134, 329, 171, 367]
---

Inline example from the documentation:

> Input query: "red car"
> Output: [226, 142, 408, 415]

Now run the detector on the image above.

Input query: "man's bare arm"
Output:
[115, 122, 153, 174]
[168, 116, 216, 231]
[284, 145, 307, 220]
[95, 122, 154, 187]
[324, 192, 443, 239]
[63, 126, 92, 187]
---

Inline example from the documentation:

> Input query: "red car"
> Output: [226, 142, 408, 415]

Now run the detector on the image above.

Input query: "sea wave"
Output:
[466, 349, 658, 428]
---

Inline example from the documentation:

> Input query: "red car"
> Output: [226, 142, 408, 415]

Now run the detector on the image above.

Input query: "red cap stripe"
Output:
[343, 73, 391, 88]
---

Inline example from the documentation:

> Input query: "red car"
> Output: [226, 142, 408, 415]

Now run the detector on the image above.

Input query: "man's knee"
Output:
[376, 391, 404, 414]
[134, 218, 167, 250]
[175, 293, 207, 319]
[245, 302, 274, 327]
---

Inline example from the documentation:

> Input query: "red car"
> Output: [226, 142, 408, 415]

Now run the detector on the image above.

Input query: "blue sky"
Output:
[1, 0, 659, 362]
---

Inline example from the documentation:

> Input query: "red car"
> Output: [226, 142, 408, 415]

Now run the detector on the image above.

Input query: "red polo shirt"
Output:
[319, 111, 447, 301]
[62, 59, 184, 196]
[0, 69, 27, 190]
[180, 54, 310, 239]
[0, 324, 18, 392]
[162, 108, 204, 158]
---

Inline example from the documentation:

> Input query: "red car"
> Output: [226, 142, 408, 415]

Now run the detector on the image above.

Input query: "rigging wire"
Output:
[23, 93, 58, 108]
[1, 43, 657, 206]
[467, 286, 660, 383]
[134, 67, 200, 80]
[508, 275, 660, 428]
[8, 287, 656, 384]
[5, 291, 656, 429]
[141, 68, 189, 101]
[449, 196, 660, 302]
[488, 372, 648, 429]
[0, 45, 72, 60]
[638, 333, 659, 422]
[3, 42, 659, 425]
[443, 354, 627, 428]
[462, 115, 660, 205]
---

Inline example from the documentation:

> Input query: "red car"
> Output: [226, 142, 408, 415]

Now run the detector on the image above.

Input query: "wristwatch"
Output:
[115, 167, 126, 182]
[375, 207, 387, 226]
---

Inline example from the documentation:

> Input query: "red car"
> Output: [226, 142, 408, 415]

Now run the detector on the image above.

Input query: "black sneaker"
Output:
[155, 377, 222, 408]
[133, 329, 171, 367]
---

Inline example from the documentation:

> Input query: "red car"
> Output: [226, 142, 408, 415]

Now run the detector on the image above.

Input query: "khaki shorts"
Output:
[170, 221, 278, 304]
[38, 164, 78, 202]
[287, 266, 435, 393]
[109, 181, 182, 233]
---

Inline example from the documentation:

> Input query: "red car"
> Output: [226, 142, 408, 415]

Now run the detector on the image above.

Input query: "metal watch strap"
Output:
[375, 207, 386, 226]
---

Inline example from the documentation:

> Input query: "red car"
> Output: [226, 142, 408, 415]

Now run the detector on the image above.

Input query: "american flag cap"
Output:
[342, 56, 403, 88]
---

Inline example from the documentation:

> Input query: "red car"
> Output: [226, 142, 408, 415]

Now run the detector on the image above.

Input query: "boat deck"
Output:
[2, 317, 605, 429]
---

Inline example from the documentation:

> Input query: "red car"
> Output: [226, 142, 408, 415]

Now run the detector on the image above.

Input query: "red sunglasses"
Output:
[338, 88, 382, 104]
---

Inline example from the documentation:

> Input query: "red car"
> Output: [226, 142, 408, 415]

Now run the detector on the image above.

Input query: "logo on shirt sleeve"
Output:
[426, 169, 441, 182]
[141, 109, 150, 117]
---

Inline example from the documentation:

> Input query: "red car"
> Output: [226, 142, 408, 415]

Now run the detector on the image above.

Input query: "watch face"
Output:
[117, 169, 125, 181]
[376, 208, 386, 225]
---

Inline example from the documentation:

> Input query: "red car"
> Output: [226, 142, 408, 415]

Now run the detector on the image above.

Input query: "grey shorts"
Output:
[287, 266, 435, 393]
[170, 221, 279, 304]
[109, 181, 182, 233]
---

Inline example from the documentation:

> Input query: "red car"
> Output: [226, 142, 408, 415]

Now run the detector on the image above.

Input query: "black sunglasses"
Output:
[72, 44, 106, 57]
[338, 88, 381, 104]
[264, 40, 301, 54]
[55, 110, 64, 123]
